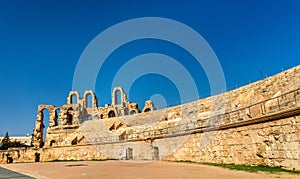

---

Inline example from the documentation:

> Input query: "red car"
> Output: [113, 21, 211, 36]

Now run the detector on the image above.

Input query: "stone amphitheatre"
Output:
[1, 65, 300, 173]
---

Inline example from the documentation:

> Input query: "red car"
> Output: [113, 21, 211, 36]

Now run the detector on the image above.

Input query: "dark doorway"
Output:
[35, 153, 40, 162]
[6, 154, 13, 164]
[144, 108, 151, 112]
[127, 147, 133, 160]
[67, 108, 73, 125]
[108, 111, 116, 118]
[153, 147, 159, 160]
[49, 140, 55, 147]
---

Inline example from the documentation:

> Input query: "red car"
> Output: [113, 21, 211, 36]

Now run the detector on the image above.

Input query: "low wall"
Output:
[1, 65, 300, 170]
[1, 113, 300, 170]
[0, 148, 35, 164]
[0, 145, 107, 164]
[161, 115, 300, 170]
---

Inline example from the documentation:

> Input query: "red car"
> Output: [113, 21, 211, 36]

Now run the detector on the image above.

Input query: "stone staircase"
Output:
[80, 120, 119, 144]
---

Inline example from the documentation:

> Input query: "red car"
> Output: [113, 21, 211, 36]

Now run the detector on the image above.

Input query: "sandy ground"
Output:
[0, 160, 299, 179]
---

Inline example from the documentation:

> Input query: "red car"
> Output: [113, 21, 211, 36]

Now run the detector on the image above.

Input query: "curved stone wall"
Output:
[3, 65, 300, 170]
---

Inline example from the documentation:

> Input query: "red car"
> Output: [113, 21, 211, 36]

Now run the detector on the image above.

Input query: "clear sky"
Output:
[0, 0, 299, 136]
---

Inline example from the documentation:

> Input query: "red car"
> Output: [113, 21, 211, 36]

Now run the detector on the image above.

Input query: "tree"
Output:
[0, 132, 10, 150]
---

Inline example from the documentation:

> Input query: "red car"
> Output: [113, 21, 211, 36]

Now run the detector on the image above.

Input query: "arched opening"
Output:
[67, 113, 73, 125]
[115, 90, 121, 105]
[55, 109, 60, 126]
[85, 93, 93, 108]
[35, 153, 40, 162]
[108, 110, 116, 118]
[67, 108, 73, 125]
[109, 123, 115, 131]
[7, 156, 13, 164]
[87, 115, 92, 120]
[71, 137, 77, 145]
[41, 109, 50, 145]
[144, 108, 151, 112]
[112, 87, 127, 106]
[130, 110, 137, 115]
[100, 114, 104, 119]
[49, 140, 55, 147]
[71, 94, 78, 104]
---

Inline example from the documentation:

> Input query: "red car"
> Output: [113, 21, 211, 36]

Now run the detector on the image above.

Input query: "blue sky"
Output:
[0, 0, 299, 136]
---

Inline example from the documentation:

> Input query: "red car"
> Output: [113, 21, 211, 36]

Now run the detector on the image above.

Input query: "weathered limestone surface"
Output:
[0, 148, 36, 164]
[162, 115, 300, 169]
[40, 145, 107, 161]
[0, 146, 107, 163]
[1, 65, 300, 170]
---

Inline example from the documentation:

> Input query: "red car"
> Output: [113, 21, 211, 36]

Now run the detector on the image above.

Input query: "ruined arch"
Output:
[67, 91, 80, 104]
[33, 105, 55, 148]
[143, 108, 151, 112]
[86, 93, 93, 108]
[84, 90, 97, 108]
[40, 109, 50, 145]
[87, 115, 92, 120]
[58, 105, 78, 125]
[112, 87, 128, 106]
[142, 100, 155, 113]
[55, 108, 61, 126]
[66, 107, 73, 125]
[108, 110, 116, 118]
[115, 90, 121, 104]
[130, 110, 137, 115]
[49, 140, 56, 147]
[129, 103, 139, 115]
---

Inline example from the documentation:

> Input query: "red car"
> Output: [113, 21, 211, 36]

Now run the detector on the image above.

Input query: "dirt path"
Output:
[0, 160, 298, 179]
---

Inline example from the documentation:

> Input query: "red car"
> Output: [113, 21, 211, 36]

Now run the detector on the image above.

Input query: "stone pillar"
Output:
[49, 109, 56, 127]
[73, 109, 80, 124]
[60, 108, 69, 125]
[33, 111, 44, 148]
[67, 91, 80, 104]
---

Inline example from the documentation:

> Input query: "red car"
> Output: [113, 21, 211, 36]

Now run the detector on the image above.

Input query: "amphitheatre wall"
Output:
[1, 65, 300, 170]
[70, 65, 300, 169]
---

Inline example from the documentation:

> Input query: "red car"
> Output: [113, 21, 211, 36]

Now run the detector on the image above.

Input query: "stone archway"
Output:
[67, 91, 80, 104]
[112, 87, 128, 106]
[130, 110, 137, 115]
[66, 107, 74, 125]
[33, 105, 56, 148]
[87, 115, 93, 120]
[142, 100, 155, 113]
[83, 90, 97, 108]
[108, 110, 116, 118]
[144, 108, 151, 112]
[55, 109, 61, 126]
[129, 103, 140, 115]
[35, 153, 40, 162]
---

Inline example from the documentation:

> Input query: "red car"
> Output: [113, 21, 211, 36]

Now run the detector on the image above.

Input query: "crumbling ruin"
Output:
[1, 65, 300, 170]
[33, 87, 155, 148]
